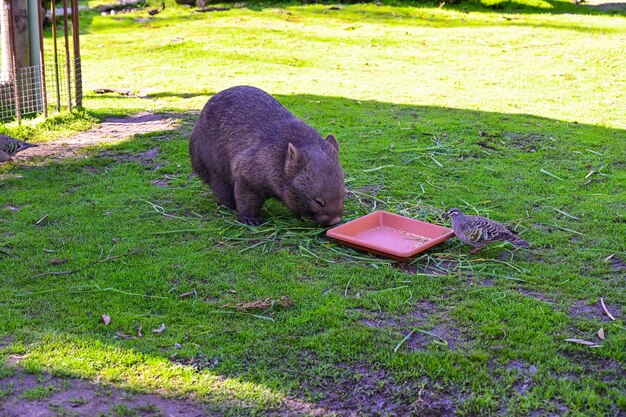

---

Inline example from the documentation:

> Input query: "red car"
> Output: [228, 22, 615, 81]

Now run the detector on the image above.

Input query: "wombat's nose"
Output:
[316, 214, 341, 226]
[326, 216, 341, 226]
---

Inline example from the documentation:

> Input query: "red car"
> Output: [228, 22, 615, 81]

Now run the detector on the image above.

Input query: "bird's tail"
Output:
[508, 236, 530, 248]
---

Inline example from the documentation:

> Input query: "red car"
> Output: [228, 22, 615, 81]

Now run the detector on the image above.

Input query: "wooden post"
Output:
[10, 0, 29, 70]
[7, 0, 26, 123]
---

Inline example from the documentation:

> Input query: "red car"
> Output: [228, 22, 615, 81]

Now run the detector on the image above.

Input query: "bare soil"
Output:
[13, 112, 180, 163]
[0, 360, 463, 417]
[0, 366, 213, 417]
[293, 362, 458, 417]
[570, 299, 621, 321]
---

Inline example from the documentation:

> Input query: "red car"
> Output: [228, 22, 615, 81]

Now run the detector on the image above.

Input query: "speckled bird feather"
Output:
[0, 134, 37, 157]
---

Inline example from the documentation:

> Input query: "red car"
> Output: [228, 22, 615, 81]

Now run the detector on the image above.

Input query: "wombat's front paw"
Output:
[238, 215, 264, 226]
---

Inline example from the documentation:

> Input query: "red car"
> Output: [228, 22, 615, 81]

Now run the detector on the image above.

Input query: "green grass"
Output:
[21, 384, 57, 401]
[1, 1, 625, 416]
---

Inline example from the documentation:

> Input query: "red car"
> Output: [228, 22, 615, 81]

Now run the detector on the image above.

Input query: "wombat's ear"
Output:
[287, 143, 301, 161]
[285, 143, 301, 177]
[326, 135, 339, 153]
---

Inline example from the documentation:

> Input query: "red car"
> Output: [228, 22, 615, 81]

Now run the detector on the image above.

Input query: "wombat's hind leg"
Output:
[210, 179, 237, 210]
[233, 182, 265, 226]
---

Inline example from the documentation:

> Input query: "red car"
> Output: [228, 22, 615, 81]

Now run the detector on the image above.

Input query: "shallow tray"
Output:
[326, 211, 454, 260]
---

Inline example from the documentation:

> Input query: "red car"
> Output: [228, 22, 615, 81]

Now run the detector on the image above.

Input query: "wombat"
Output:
[189, 86, 345, 226]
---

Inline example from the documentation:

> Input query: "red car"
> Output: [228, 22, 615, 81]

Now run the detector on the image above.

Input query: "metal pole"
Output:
[62, 0, 72, 111]
[8, 0, 21, 124]
[51, 0, 61, 111]
[27, 0, 39, 67]
[27, 0, 42, 113]
[38, 0, 48, 116]
[71, 0, 81, 107]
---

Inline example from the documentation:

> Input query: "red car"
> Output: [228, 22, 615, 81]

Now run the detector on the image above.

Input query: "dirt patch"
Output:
[354, 300, 441, 329]
[295, 362, 458, 417]
[405, 324, 461, 351]
[0, 335, 14, 349]
[0, 366, 212, 417]
[529, 401, 570, 417]
[505, 133, 551, 153]
[559, 351, 626, 385]
[570, 299, 621, 321]
[506, 360, 537, 395]
[355, 302, 463, 351]
[518, 288, 553, 303]
[13, 112, 180, 163]
[608, 256, 626, 270]
[412, 300, 439, 320]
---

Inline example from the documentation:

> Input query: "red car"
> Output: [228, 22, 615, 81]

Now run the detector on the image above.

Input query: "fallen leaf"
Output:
[50, 258, 68, 266]
[565, 338, 600, 347]
[115, 331, 133, 339]
[598, 328, 605, 340]
[179, 291, 194, 298]
[137, 326, 143, 338]
[600, 298, 616, 321]
[152, 323, 166, 334]
[102, 315, 111, 325]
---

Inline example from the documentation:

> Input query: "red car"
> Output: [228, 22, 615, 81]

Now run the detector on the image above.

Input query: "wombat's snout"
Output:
[317, 214, 342, 227]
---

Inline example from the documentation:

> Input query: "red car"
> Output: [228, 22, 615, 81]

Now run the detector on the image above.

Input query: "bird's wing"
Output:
[462, 216, 512, 243]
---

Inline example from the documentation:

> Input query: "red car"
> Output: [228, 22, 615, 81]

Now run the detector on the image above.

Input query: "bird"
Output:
[0, 134, 38, 163]
[147, 2, 165, 15]
[444, 208, 530, 254]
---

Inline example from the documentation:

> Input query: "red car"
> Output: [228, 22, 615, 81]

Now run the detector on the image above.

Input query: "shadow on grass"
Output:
[1, 93, 625, 416]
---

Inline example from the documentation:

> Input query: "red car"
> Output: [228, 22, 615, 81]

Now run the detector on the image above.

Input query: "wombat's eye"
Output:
[314, 199, 325, 207]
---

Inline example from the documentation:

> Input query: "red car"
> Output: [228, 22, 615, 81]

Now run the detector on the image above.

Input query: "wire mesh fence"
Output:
[44, 52, 82, 113]
[0, 0, 82, 123]
[18, 65, 45, 115]
[0, 80, 16, 120]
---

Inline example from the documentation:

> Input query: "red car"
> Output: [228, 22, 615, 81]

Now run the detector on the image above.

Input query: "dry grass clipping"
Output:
[221, 296, 293, 312]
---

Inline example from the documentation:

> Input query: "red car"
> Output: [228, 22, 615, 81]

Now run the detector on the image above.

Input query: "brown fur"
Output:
[189, 86, 345, 226]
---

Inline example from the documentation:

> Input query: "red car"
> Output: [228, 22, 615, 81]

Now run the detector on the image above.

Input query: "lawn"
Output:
[1, 0, 625, 416]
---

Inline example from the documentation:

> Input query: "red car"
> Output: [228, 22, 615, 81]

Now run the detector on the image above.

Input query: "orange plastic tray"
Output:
[326, 211, 454, 260]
